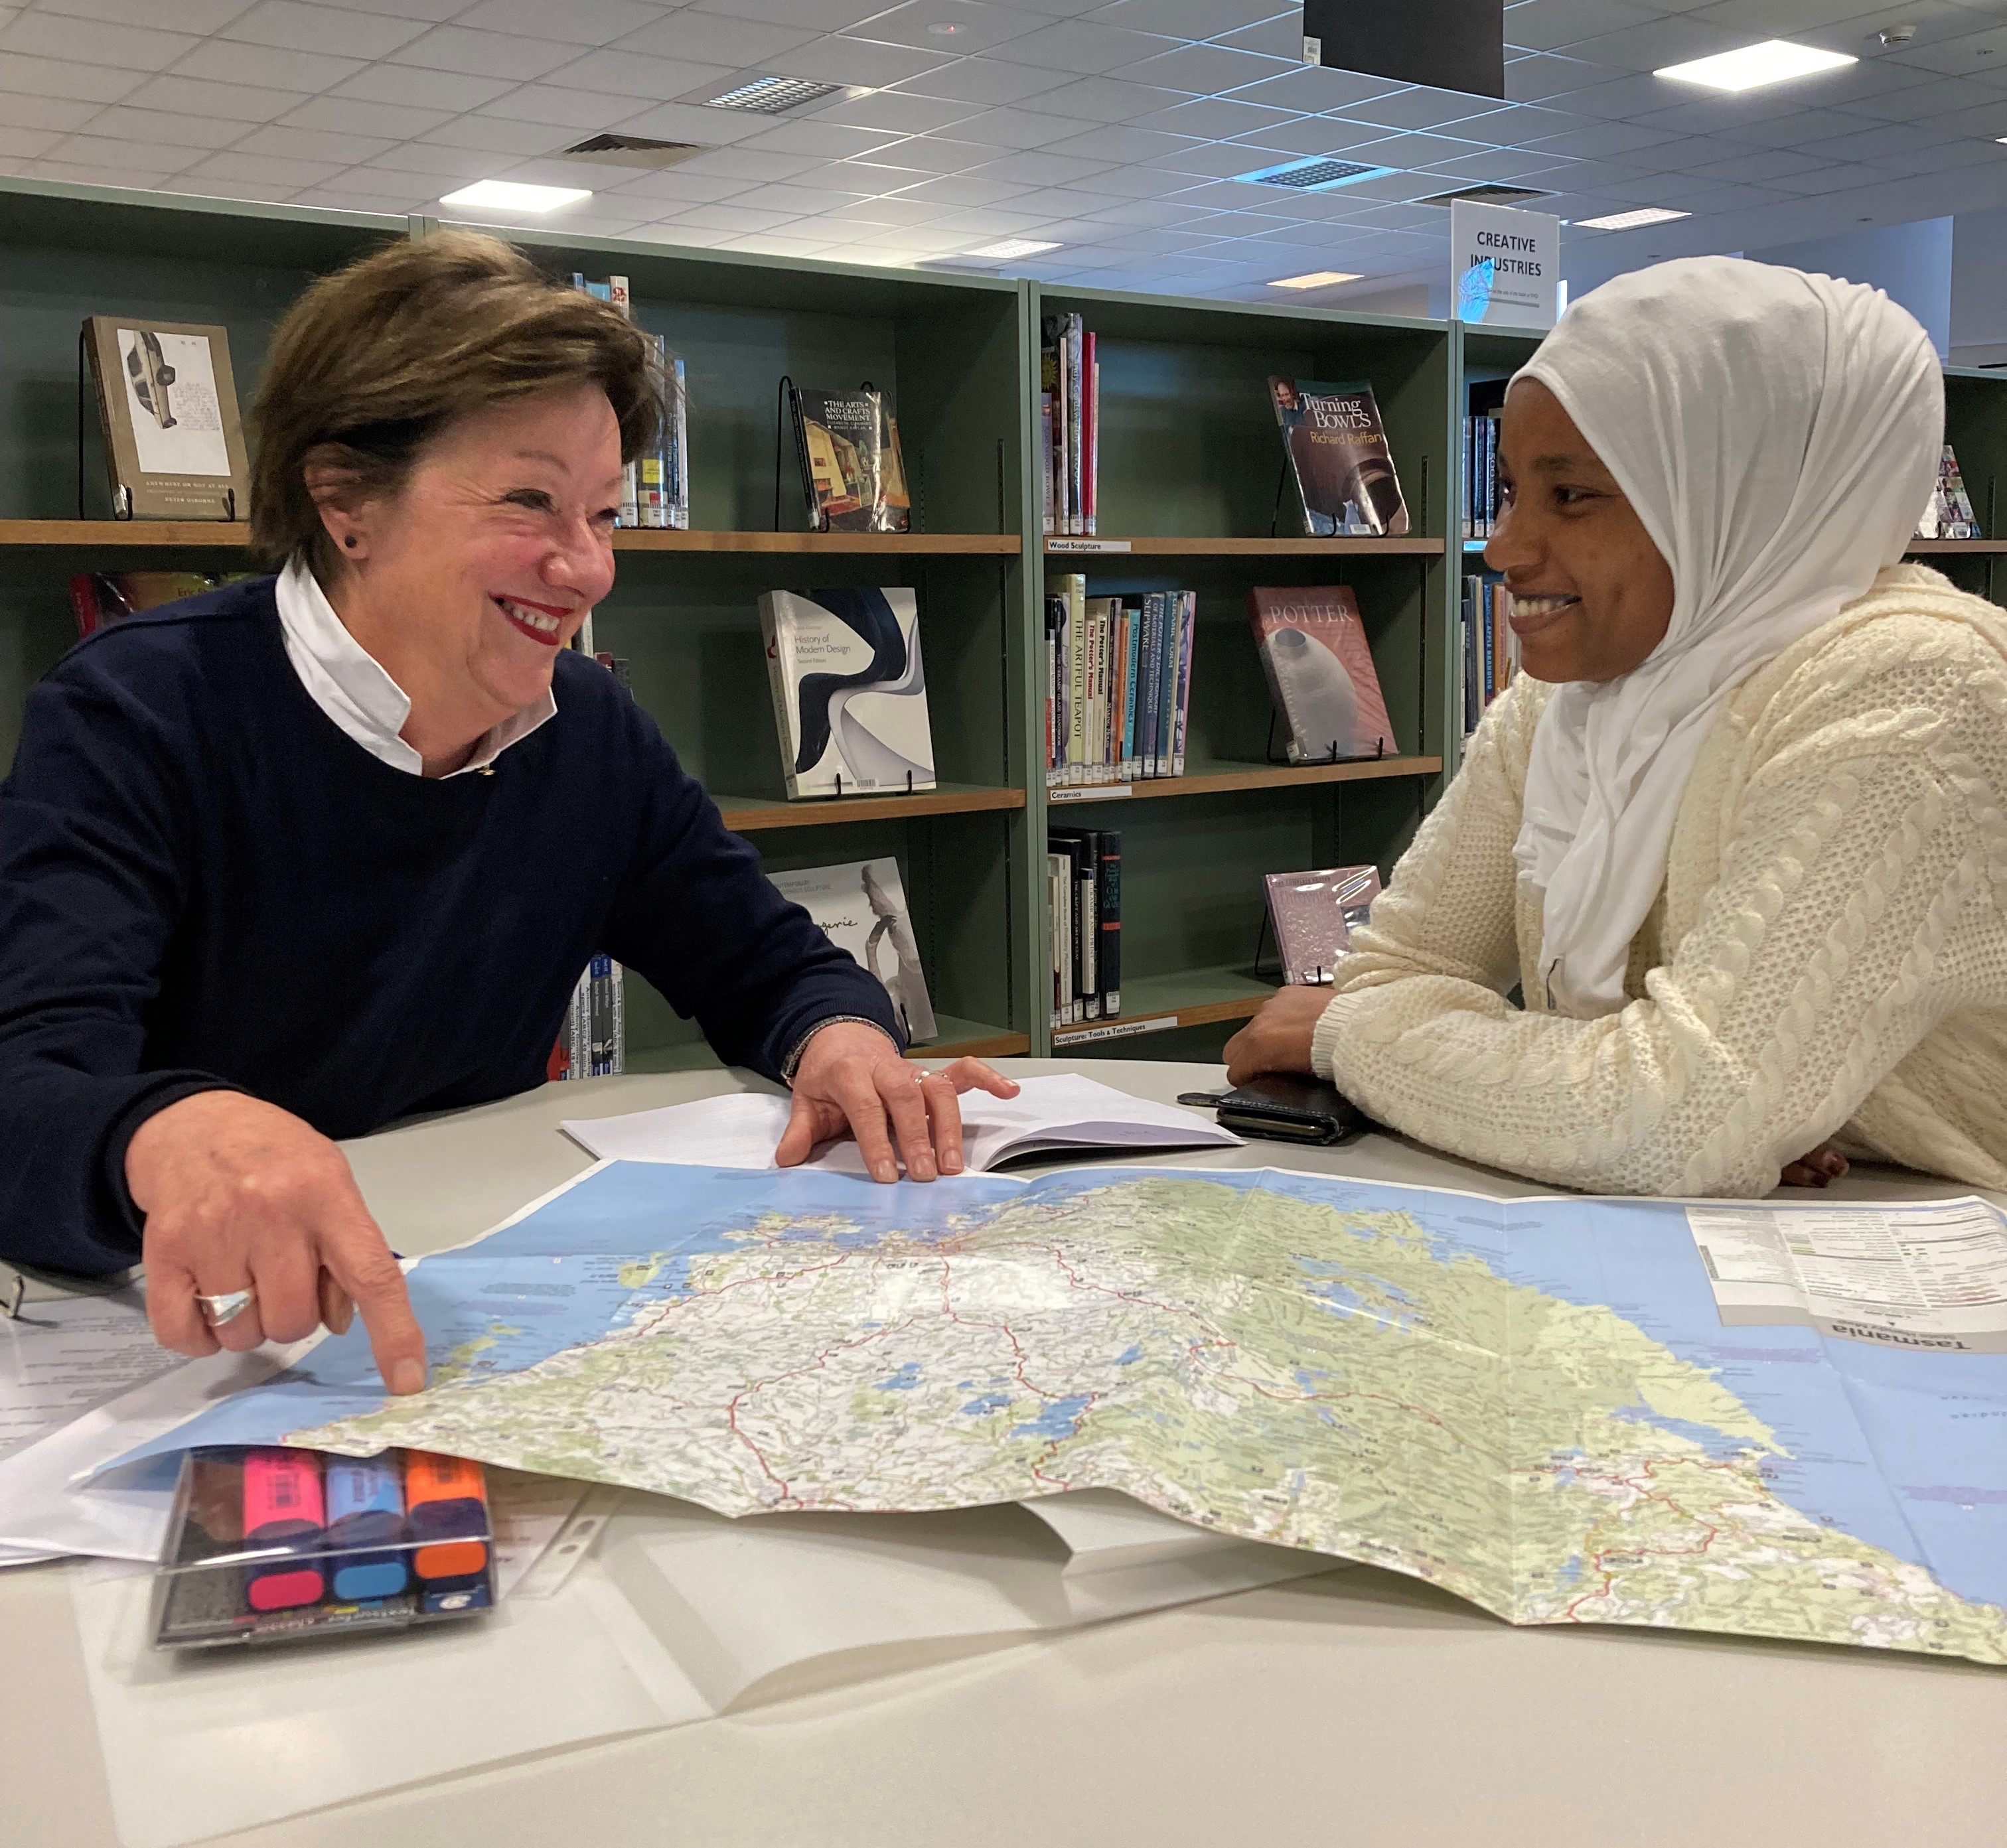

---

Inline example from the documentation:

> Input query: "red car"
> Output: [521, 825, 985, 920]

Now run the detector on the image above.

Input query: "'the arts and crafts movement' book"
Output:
[1268, 376, 1409, 538]
[771, 857, 938, 1045]
[760, 587, 936, 800]
[1264, 865, 1382, 986]
[790, 385, 911, 533]
[1246, 585, 1397, 762]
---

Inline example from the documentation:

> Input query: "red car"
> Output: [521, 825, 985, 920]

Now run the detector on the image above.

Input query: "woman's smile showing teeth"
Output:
[1508, 591, 1579, 637]
[493, 593, 570, 645]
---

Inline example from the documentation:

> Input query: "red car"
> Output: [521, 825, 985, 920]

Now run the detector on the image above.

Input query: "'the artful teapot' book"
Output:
[1267, 376, 1409, 537]
[1246, 585, 1398, 762]
[760, 587, 936, 800]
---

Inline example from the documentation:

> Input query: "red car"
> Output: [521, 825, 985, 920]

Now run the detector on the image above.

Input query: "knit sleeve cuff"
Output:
[1309, 989, 1364, 1084]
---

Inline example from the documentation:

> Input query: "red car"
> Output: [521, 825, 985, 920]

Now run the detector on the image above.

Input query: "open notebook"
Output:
[561, 1073, 1241, 1174]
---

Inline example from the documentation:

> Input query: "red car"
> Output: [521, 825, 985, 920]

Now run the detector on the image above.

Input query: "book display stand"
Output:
[5, 177, 2005, 1066]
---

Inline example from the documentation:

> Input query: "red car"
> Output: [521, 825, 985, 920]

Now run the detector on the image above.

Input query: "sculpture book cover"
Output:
[1246, 585, 1398, 762]
[1264, 865, 1383, 986]
[760, 587, 936, 800]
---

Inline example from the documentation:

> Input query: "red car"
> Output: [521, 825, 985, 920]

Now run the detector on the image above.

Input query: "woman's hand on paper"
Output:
[1223, 986, 1332, 1086]
[1779, 1142, 1850, 1189]
[126, 1091, 427, 1395]
[779, 1022, 1019, 1181]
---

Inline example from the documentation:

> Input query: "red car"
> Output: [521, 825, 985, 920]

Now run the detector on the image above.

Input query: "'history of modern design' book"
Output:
[1247, 585, 1397, 762]
[1268, 376, 1409, 538]
[771, 857, 937, 1045]
[761, 587, 936, 800]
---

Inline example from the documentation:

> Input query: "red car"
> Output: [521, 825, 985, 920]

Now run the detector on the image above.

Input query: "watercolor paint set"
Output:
[150, 1445, 495, 1650]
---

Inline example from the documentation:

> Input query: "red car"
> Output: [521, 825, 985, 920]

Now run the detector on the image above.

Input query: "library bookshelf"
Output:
[7, 177, 2004, 1072]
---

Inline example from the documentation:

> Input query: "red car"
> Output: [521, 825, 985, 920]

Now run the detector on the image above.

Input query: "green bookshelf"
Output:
[7, 177, 1996, 1077]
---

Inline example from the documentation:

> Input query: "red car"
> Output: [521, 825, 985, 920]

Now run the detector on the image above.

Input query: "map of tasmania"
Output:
[132, 1163, 2007, 1666]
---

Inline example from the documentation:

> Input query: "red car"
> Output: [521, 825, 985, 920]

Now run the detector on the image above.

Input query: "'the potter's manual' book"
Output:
[760, 587, 936, 800]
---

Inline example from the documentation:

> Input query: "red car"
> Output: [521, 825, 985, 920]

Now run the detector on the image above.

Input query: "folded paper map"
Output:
[117, 1163, 2007, 1665]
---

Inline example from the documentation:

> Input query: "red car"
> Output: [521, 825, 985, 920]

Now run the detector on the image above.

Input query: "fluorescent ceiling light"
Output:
[1575, 207, 1691, 231]
[438, 180, 590, 213]
[963, 238, 1059, 260]
[1269, 270, 1363, 289]
[703, 75, 844, 114]
[1655, 39, 1856, 92]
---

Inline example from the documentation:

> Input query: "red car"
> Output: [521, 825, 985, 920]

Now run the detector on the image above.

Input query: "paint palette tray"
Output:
[150, 1445, 496, 1650]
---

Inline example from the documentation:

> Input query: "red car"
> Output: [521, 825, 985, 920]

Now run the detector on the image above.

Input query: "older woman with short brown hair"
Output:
[0, 231, 1012, 1391]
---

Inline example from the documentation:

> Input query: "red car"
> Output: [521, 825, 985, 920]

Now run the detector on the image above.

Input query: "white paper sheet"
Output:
[562, 1073, 1240, 1174]
[0, 1287, 174, 1464]
[73, 1489, 1337, 1848]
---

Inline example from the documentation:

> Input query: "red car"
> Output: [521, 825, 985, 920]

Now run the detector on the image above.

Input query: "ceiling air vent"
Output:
[702, 75, 845, 115]
[558, 134, 705, 171]
[1418, 184, 1553, 206]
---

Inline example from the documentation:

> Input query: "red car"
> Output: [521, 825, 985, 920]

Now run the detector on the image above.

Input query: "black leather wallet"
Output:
[1211, 1074, 1369, 1145]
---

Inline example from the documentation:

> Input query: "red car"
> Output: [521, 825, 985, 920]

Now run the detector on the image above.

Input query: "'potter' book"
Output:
[1246, 586, 1396, 762]
[760, 587, 936, 800]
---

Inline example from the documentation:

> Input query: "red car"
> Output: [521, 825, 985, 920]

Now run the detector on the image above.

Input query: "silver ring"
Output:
[197, 1287, 256, 1328]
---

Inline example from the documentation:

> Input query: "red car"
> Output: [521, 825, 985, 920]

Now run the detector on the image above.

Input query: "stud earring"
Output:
[343, 535, 357, 549]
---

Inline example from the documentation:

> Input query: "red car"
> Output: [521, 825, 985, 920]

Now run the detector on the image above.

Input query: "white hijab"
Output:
[1511, 255, 1943, 1018]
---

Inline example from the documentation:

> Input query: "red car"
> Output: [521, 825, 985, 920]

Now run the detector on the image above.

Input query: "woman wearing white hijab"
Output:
[1225, 255, 2007, 1198]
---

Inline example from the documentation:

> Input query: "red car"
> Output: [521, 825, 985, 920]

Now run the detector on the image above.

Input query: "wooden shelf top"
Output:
[628, 1016, 1031, 1072]
[1906, 539, 2007, 554]
[715, 782, 1024, 832]
[0, 520, 1019, 555]
[1045, 754, 1440, 807]
[1046, 535, 1444, 557]
[1051, 965, 1277, 1047]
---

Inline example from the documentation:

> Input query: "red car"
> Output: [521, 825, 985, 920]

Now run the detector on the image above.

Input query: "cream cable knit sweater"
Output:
[1310, 566, 2007, 1197]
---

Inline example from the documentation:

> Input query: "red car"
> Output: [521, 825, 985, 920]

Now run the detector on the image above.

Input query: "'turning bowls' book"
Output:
[1267, 376, 1409, 538]
[760, 587, 936, 800]
[1264, 865, 1383, 986]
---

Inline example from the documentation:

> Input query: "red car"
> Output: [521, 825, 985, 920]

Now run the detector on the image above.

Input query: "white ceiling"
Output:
[3, 0, 2007, 301]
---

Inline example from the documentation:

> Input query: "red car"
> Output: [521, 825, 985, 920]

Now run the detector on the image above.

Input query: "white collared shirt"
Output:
[273, 555, 556, 778]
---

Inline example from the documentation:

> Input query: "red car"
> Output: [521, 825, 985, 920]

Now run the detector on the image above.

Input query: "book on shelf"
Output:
[771, 856, 937, 1045]
[1246, 585, 1397, 763]
[1047, 827, 1120, 1025]
[1459, 574, 1519, 736]
[82, 317, 250, 522]
[548, 647, 632, 1082]
[1461, 411, 1501, 540]
[1041, 313, 1097, 536]
[1916, 443, 1980, 539]
[636, 334, 690, 532]
[1268, 376, 1409, 538]
[1264, 866, 1382, 986]
[1043, 577, 1195, 787]
[571, 274, 642, 528]
[69, 571, 250, 638]
[789, 384, 911, 533]
[760, 587, 934, 800]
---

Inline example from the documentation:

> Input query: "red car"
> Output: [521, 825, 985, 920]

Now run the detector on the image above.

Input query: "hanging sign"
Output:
[1451, 199, 1560, 330]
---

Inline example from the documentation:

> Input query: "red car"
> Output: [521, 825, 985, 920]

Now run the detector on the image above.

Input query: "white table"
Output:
[5, 1060, 2005, 1847]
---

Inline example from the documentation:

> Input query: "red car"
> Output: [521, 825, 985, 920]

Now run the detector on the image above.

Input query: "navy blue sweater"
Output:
[0, 577, 898, 1277]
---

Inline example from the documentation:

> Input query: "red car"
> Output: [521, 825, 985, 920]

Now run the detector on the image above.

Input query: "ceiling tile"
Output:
[613, 12, 822, 64]
[891, 54, 1069, 103]
[950, 106, 1086, 147]
[737, 118, 911, 157]
[170, 37, 364, 91]
[475, 83, 647, 130]
[822, 190, 956, 224]
[0, 49, 144, 103]
[1562, 13, 1741, 71]
[691, 0, 885, 27]
[1132, 94, 1295, 136]
[1091, 0, 1288, 36]
[122, 73, 304, 119]
[233, 122, 396, 165]
[818, 89, 984, 132]
[36, 0, 256, 28]
[0, 11, 196, 70]
[388, 25, 584, 82]
[0, 92, 101, 131]
[672, 200, 808, 232]
[1506, 52, 1623, 102]
[1112, 41, 1287, 94]
[1521, 119, 1684, 159]
[597, 165, 758, 202]
[853, 133, 992, 171]
[1027, 74, 1184, 120]
[1502, 0, 1659, 55]
[1205, 12, 1311, 61]
[964, 147, 1118, 184]
[886, 171, 1034, 203]
[281, 0, 465, 17]
[1327, 84, 1503, 131]
[1838, 74, 2004, 123]
[29, 155, 190, 188]
[318, 163, 436, 197]
[46, 131, 204, 170]
[1682, 145, 1837, 185]
[356, 141, 504, 180]
[420, 115, 574, 155]
[847, 1, 1049, 54]
[808, 36, 958, 88]
[1765, 161, 1900, 196]
[336, 64, 518, 111]
[995, 18, 1177, 74]
[452, 0, 671, 44]
[281, 94, 454, 139]
[291, 183, 421, 212]
[188, 147, 346, 188]
[727, 179, 876, 214]
[222, 2, 429, 60]
[1044, 121, 1201, 161]
[607, 98, 769, 143]
[539, 49, 735, 101]
[1932, 95, 2007, 137]
[678, 143, 826, 180]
